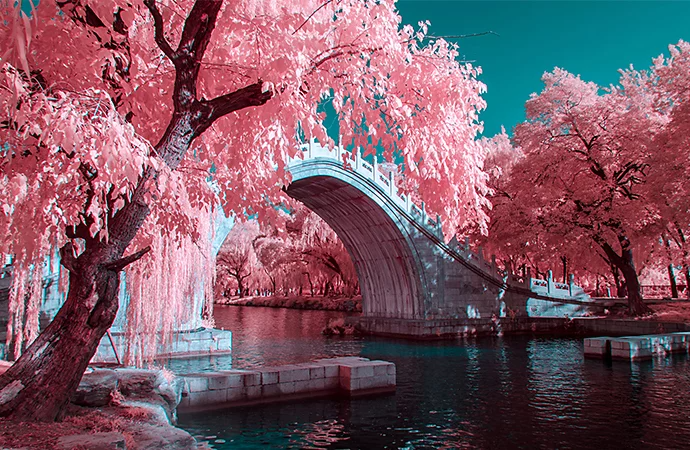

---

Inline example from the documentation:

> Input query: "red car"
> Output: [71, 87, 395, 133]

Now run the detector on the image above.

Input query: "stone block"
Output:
[372, 362, 389, 376]
[185, 377, 209, 393]
[188, 389, 226, 406]
[324, 377, 340, 389]
[294, 380, 312, 393]
[340, 363, 374, 379]
[218, 371, 245, 388]
[243, 372, 262, 387]
[226, 387, 245, 402]
[309, 366, 325, 380]
[207, 375, 231, 391]
[279, 382, 296, 395]
[323, 365, 339, 378]
[246, 385, 262, 399]
[262, 383, 282, 398]
[280, 367, 311, 383]
[309, 378, 326, 391]
[261, 369, 280, 385]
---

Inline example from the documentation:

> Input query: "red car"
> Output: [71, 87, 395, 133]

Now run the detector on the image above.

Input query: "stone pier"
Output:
[584, 332, 690, 360]
[178, 357, 396, 413]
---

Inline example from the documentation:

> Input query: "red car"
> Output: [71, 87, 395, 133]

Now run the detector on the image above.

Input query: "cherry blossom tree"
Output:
[0, 0, 489, 420]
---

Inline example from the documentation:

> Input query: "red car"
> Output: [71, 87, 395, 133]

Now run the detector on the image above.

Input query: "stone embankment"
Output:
[178, 357, 395, 414]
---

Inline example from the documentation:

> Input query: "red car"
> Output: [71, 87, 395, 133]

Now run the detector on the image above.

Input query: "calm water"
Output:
[177, 306, 690, 449]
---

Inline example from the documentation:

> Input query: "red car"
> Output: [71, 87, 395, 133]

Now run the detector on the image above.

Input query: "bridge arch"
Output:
[286, 159, 428, 319]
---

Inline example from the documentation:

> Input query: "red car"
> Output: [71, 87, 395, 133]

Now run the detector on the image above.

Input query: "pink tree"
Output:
[0, 0, 489, 420]
[647, 41, 690, 297]
[506, 68, 668, 315]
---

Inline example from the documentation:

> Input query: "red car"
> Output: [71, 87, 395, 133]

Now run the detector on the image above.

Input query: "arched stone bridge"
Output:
[283, 140, 596, 336]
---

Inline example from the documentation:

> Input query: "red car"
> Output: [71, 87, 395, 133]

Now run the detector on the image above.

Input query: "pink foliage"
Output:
[1, 0, 489, 357]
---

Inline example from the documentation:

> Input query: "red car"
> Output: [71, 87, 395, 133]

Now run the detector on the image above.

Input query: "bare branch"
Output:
[293, 0, 335, 35]
[426, 31, 500, 40]
[104, 245, 152, 272]
[143, 0, 177, 61]
[194, 82, 273, 136]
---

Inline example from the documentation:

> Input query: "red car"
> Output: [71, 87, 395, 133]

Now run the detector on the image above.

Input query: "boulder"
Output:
[72, 369, 118, 407]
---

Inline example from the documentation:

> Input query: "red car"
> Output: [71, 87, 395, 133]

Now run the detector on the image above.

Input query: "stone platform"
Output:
[584, 332, 690, 360]
[178, 357, 396, 414]
[91, 327, 233, 364]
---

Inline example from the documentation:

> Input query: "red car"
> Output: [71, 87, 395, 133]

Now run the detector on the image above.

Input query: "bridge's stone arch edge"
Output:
[286, 159, 431, 319]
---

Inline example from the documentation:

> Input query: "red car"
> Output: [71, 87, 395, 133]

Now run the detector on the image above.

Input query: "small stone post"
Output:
[547, 270, 553, 294]
[569, 273, 575, 296]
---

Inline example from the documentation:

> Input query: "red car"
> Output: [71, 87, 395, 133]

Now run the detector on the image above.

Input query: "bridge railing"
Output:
[288, 139, 590, 303]
[290, 138, 446, 239]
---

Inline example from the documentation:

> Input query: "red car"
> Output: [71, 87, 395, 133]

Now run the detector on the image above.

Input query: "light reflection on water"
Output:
[178, 306, 690, 449]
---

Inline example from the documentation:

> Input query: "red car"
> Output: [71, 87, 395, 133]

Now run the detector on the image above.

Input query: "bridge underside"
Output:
[286, 176, 424, 319]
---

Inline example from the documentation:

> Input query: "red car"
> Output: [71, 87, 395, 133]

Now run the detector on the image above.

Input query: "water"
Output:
[178, 306, 690, 449]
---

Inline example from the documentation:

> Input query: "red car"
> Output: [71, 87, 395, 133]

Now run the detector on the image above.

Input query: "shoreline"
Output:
[215, 295, 362, 313]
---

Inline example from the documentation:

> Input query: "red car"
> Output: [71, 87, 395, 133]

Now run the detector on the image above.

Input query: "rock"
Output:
[57, 431, 126, 450]
[114, 369, 183, 423]
[72, 369, 118, 407]
[127, 423, 197, 450]
[116, 369, 158, 397]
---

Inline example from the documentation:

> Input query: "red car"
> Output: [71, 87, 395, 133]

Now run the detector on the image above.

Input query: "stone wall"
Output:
[178, 357, 396, 414]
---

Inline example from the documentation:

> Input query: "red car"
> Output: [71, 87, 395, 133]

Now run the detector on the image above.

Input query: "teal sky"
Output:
[396, 1, 690, 137]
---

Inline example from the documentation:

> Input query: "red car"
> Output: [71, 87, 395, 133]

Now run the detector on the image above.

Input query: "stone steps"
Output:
[178, 357, 396, 413]
[584, 332, 690, 360]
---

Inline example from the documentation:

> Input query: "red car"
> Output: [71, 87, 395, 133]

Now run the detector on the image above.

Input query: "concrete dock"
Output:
[178, 357, 396, 413]
[584, 332, 690, 360]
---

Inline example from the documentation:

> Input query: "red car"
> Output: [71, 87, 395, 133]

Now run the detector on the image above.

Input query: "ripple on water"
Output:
[178, 307, 690, 449]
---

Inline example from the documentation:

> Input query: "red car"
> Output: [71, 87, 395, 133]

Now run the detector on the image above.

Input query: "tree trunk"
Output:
[668, 264, 679, 298]
[0, 1, 274, 422]
[561, 255, 567, 283]
[596, 233, 651, 316]
[0, 253, 121, 421]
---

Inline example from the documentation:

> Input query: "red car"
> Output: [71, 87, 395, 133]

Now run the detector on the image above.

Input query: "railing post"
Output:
[308, 137, 313, 159]
[547, 270, 553, 294]
[389, 171, 394, 196]
[421, 201, 426, 224]
[569, 273, 575, 296]
[527, 267, 532, 287]
[406, 192, 410, 211]
[354, 147, 360, 171]
[372, 154, 377, 181]
[491, 255, 497, 273]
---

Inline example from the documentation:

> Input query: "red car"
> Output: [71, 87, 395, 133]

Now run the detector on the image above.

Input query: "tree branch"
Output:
[193, 82, 273, 136]
[104, 245, 152, 272]
[59, 242, 78, 273]
[143, 0, 177, 62]
[293, 0, 335, 35]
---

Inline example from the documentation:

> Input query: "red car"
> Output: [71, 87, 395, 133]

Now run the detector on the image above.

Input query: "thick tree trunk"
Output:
[0, 253, 120, 421]
[668, 264, 679, 298]
[596, 233, 651, 316]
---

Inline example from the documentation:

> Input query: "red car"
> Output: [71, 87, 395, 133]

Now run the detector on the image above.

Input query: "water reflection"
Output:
[179, 306, 690, 449]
